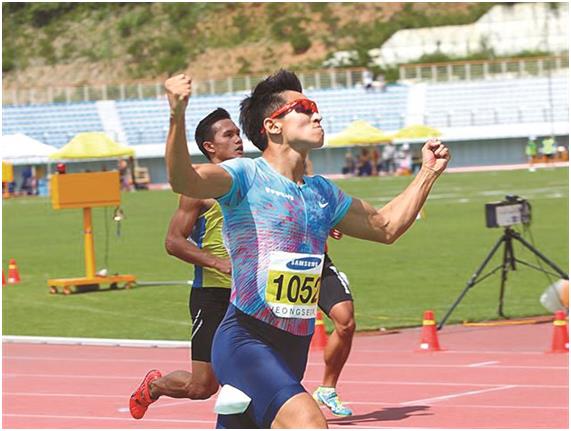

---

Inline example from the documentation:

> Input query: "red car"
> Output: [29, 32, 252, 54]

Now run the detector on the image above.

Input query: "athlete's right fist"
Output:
[165, 74, 192, 118]
[329, 229, 343, 240]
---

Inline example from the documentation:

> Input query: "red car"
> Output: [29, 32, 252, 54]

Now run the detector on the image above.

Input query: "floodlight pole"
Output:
[438, 227, 568, 330]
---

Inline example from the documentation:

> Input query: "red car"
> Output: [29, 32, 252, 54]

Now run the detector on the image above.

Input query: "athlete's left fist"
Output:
[421, 138, 450, 175]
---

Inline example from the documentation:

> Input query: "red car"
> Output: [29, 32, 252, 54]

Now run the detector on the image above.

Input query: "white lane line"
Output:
[4, 392, 566, 413]
[350, 349, 551, 355]
[1, 413, 214, 424]
[3, 392, 124, 399]
[5, 356, 562, 370]
[302, 379, 567, 389]
[3, 355, 190, 364]
[2, 391, 213, 405]
[2, 336, 190, 348]
[3, 373, 135, 380]
[3, 374, 567, 389]
[4, 338, 560, 356]
[400, 385, 517, 406]
[343, 401, 568, 410]
[116, 398, 210, 413]
[467, 361, 499, 367]
[307, 362, 567, 370]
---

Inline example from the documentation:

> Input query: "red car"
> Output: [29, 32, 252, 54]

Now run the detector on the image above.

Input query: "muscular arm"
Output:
[165, 74, 232, 199]
[165, 196, 231, 274]
[336, 139, 450, 244]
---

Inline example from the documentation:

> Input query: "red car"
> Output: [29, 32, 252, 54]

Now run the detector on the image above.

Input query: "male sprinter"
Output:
[129, 109, 354, 419]
[165, 70, 450, 428]
[129, 108, 242, 419]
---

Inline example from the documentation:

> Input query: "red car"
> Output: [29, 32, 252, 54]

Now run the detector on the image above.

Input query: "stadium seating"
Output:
[424, 76, 568, 128]
[2, 102, 103, 148]
[116, 94, 244, 146]
[2, 76, 567, 148]
[307, 86, 408, 134]
[89, 86, 408, 146]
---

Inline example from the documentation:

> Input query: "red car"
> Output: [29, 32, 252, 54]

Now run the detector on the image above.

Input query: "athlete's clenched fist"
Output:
[421, 138, 450, 175]
[165, 74, 192, 118]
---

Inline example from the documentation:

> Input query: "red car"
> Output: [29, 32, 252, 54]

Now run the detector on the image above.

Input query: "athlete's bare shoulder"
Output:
[178, 195, 216, 216]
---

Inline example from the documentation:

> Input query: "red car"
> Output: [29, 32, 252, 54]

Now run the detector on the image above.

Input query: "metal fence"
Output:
[4, 56, 568, 105]
[399, 55, 569, 82]
[2, 68, 368, 106]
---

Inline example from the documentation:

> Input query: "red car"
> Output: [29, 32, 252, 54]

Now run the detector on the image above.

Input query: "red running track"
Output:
[2, 321, 568, 428]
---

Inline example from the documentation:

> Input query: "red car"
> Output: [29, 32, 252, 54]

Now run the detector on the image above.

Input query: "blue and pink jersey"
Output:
[217, 157, 352, 336]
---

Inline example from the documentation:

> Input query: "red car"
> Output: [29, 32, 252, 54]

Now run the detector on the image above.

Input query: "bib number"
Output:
[265, 251, 324, 319]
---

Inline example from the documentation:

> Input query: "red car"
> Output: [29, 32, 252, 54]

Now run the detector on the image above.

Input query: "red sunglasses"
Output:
[259, 98, 319, 134]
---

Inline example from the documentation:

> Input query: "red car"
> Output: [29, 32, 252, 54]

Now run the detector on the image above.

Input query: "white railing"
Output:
[2, 68, 368, 106]
[399, 55, 568, 82]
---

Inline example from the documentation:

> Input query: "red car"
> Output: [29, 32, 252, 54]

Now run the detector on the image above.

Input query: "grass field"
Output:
[2, 167, 568, 340]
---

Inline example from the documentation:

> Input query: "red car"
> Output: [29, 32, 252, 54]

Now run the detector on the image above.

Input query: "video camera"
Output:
[485, 195, 531, 228]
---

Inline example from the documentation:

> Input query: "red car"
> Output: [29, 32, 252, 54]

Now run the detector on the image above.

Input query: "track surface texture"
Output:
[3, 321, 568, 428]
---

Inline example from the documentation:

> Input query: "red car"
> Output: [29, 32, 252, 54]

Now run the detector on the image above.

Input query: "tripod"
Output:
[438, 227, 568, 330]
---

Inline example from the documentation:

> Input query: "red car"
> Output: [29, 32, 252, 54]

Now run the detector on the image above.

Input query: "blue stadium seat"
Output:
[2, 76, 567, 148]
[2, 102, 104, 148]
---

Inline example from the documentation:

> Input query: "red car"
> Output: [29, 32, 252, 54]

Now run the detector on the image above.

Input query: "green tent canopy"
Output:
[326, 120, 393, 147]
[49, 132, 135, 160]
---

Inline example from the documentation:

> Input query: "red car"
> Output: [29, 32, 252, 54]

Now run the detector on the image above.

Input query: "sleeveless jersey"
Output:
[190, 201, 232, 289]
[217, 157, 352, 336]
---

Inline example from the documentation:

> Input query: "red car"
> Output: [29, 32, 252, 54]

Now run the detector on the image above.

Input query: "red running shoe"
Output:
[129, 369, 162, 419]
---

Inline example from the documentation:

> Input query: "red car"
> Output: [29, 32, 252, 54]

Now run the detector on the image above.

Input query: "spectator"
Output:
[128, 156, 138, 190]
[342, 149, 356, 175]
[357, 148, 372, 176]
[411, 144, 422, 174]
[381, 142, 397, 175]
[20, 166, 36, 195]
[526, 136, 538, 172]
[396, 143, 413, 176]
[375, 73, 386, 92]
[541, 136, 556, 164]
[118, 159, 132, 191]
[370, 145, 380, 176]
[362, 70, 374, 92]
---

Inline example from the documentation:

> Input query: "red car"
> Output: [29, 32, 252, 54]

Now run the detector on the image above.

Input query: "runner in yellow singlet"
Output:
[129, 108, 242, 419]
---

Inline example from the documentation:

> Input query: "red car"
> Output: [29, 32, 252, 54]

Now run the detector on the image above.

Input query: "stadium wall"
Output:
[7, 133, 569, 192]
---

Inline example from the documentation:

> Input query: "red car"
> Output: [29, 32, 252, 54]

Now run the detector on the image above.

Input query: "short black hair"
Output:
[194, 108, 231, 160]
[240, 69, 303, 151]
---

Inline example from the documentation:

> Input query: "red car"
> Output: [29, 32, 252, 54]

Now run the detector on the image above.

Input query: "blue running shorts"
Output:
[211, 304, 312, 428]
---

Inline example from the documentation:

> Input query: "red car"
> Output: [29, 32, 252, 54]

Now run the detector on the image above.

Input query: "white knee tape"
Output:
[214, 384, 251, 415]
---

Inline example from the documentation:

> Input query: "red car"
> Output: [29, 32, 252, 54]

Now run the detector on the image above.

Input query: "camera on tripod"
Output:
[485, 195, 531, 228]
[439, 195, 568, 330]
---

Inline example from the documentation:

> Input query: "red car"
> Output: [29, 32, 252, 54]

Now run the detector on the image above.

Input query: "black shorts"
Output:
[188, 287, 230, 362]
[318, 254, 353, 316]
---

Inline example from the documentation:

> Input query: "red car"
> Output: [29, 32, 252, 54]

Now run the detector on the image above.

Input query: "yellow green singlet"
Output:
[190, 201, 231, 289]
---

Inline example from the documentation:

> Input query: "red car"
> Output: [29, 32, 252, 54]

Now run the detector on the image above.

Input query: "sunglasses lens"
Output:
[293, 100, 317, 115]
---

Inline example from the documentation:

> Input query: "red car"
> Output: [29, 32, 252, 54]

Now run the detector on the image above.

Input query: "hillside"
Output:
[2, 3, 494, 89]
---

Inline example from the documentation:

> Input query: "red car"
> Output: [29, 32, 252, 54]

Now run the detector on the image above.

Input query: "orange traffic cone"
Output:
[7, 258, 20, 284]
[418, 310, 442, 352]
[548, 310, 569, 353]
[310, 311, 328, 351]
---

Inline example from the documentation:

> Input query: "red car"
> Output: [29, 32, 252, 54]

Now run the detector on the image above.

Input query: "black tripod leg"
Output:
[511, 232, 569, 279]
[498, 237, 514, 318]
[438, 235, 506, 330]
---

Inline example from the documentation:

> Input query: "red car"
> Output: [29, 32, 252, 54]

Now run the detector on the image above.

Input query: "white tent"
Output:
[1, 133, 58, 165]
